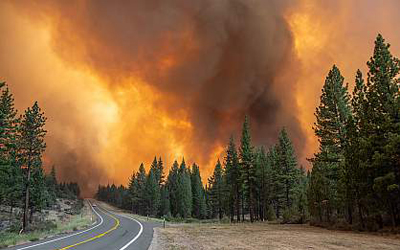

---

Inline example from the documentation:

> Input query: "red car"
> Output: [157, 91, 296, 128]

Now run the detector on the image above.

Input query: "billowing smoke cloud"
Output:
[2, 0, 305, 195]
[8, 0, 400, 196]
[19, 0, 303, 155]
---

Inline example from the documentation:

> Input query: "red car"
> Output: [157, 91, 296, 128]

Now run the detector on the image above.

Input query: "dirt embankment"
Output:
[151, 223, 400, 250]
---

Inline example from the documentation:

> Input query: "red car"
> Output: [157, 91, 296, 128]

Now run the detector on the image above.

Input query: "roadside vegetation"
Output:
[0, 200, 92, 248]
[97, 34, 400, 234]
[308, 34, 400, 231]
[0, 82, 87, 247]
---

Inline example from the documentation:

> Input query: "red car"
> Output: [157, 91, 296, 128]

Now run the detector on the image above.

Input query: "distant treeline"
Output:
[98, 35, 400, 231]
[96, 118, 308, 223]
[308, 34, 400, 230]
[0, 83, 80, 232]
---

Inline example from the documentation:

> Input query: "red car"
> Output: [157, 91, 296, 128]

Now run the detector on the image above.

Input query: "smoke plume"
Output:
[2, 0, 400, 196]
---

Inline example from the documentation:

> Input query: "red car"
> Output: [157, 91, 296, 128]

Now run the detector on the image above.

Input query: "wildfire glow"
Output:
[2, 0, 400, 196]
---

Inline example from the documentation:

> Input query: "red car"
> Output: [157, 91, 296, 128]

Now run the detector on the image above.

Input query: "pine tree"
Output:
[341, 69, 366, 226]
[191, 163, 205, 219]
[276, 128, 299, 209]
[157, 157, 165, 186]
[362, 34, 400, 227]
[150, 156, 158, 181]
[254, 146, 271, 221]
[136, 163, 147, 215]
[159, 186, 171, 217]
[310, 65, 351, 222]
[128, 170, 138, 213]
[19, 102, 47, 231]
[167, 160, 179, 217]
[224, 136, 241, 222]
[177, 158, 192, 218]
[29, 159, 47, 219]
[269, 145, 284, 218]
[209, 159, 224, 219]
[293, 166, 308, 223]
[0, 83, 22, 212]
[239, 116, 256, 222]
[45, 165, 58, 206]
[145, 168, 161, 216]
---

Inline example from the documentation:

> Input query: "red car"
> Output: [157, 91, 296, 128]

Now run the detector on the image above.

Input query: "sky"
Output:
[1, 0, 400, 196]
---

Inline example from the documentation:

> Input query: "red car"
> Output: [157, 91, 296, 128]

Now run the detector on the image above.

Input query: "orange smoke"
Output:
[2, 0, 400, 196]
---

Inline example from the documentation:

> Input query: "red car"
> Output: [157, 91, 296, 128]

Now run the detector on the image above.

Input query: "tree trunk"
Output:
[318, 202, 322, 222]
[357, 202, 365, 229]
[29, 206, 34, 223]
[249, 190, 254, 223]
[347, 203, 353, 225]
[236, 187, 240, 222]
[230, 193, 234, 222]
[241, 192, 245, 222]
[286, 180, 290, 208]
[22, 160, 31, 232]
[276, 203, 280, 219]
[390, 201, 396, 229]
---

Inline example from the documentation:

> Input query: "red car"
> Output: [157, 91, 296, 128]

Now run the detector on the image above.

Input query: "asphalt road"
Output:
[4, 202, 158, 250]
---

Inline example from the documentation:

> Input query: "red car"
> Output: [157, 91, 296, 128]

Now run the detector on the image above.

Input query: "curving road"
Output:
[4, 201, 158, 250]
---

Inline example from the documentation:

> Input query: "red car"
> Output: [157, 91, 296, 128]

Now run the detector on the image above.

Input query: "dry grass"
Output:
[152, 222, 400, 250]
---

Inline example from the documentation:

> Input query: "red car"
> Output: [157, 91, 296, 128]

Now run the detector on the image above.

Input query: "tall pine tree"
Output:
[19, 102, 47, 231]
[239, 116, 256, 222]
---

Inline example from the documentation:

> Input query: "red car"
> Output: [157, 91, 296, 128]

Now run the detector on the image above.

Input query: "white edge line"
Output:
[15, 200, 104, 250]
[114, 213, 144, 250]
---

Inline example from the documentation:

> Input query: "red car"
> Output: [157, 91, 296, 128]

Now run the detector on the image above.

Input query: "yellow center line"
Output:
[57, 207, 120, 250]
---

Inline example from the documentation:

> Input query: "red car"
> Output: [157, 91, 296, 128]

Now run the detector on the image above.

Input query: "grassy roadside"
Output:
[95, 201, 164, 224]
[0, 200, 93, 248]
[95, 200, 230, 225]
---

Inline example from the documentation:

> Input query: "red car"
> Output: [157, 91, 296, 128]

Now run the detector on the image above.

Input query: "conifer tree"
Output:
[128, 170, 138, 213]
[276, 127, 299, 209]
[191, 163, 205, 219]
[239, 116, 256, 222]
[224, 136, 241, 222]
[362, 34, 400, 226]
[0, 83, 22, 211]
[269, 145, 284, 218]
[209, 159, 224, 219]
[157, 157, 165, 186]
[45, 165, 58, 205]
[150, 156, 158, 181]
[254, 146, 271, 221]
[177, 158, 192, 218]
[341, 69, 366, 225]
[159, 186, 171, 217]
[167, 160, 179, 217]
[19, 102, 47, 231]
[135, 163, 147, 215]
[145, 168, 161, 216]
[29, 159, 47, 217]
[310, 65, 351, 222]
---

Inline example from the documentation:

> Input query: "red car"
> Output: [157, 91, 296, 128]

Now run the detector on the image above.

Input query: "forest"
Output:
[97, 34, 400, 231]
[96, 122, 307, 223]
[0, 84, 81, 232]
[1, 34, 399, 234]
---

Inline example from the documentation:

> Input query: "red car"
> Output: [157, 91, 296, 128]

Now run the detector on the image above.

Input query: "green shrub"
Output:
[282, 207, 302, 224]
[266, 205, 277, 221]
[220, 216, 231, 224]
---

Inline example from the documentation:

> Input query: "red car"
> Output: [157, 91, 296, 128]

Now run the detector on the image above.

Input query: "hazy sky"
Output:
[1, 0, 400, 196]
